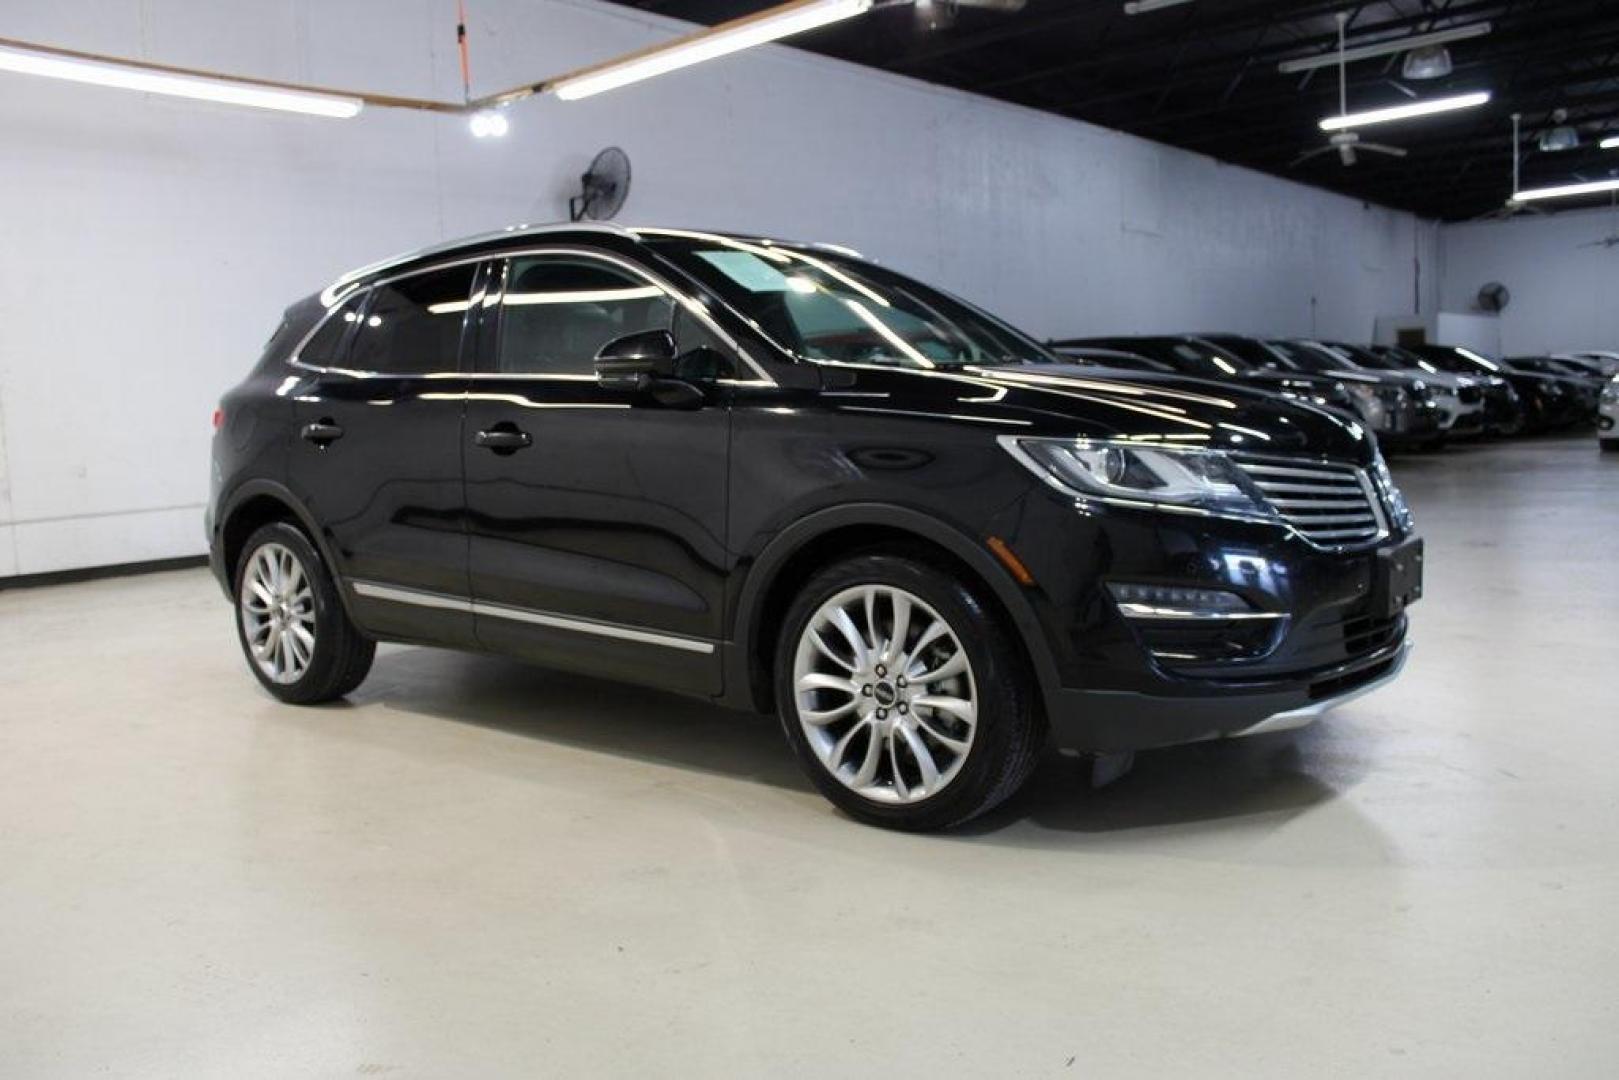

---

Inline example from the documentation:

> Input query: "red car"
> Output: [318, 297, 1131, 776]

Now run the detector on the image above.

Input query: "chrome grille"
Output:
[1231, 455, 1387, 548]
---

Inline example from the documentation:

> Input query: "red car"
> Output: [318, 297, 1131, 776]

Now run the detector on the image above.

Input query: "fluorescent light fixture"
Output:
[1602, 135, 1619, 150]
[1123, 0, 1193, 13]
[1279, 21, 1491, 75]
[0, 42, 362, 118]
[550, 0, 872, 101]
[1513, 177, 1619, 203]
[1319, 91, 1489, 131]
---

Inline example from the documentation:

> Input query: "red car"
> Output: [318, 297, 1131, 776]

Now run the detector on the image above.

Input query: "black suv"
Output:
[208, 224, 1421, 830]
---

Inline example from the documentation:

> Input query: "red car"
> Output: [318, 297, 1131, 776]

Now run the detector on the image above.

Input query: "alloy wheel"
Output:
[239, 542, 317, 685]
[792, 584, 978, 804]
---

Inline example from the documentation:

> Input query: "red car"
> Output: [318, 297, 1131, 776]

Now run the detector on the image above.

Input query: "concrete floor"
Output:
[2, 435, 1616, 1078]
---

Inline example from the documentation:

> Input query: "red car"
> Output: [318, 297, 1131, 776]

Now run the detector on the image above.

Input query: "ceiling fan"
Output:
[1292, 13, 1409, 168]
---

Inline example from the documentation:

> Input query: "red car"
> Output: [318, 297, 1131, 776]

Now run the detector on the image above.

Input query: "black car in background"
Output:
[1369, 345, 1524, 435]
[1506, 357, 1605, 413]
[207, 223, 1421, 830]
[1401, 344, 1584, 432]
[1260, 339, 1445, 448]
[1053, 334, 1359, 417]
[1190, 333, 1437, 443]
[1309, 342, 1488, 439]
[1049, 343, 1176, 374]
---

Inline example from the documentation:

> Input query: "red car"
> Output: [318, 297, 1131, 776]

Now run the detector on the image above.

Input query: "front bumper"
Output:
[1044, 634, 1409, 752]
[988, 477, 1419, 755]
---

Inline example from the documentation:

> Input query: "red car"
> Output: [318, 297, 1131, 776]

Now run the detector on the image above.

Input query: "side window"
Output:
[496, 255, 676, 376]
[298, 290, 366, 367]
[348, 264, 477, 375]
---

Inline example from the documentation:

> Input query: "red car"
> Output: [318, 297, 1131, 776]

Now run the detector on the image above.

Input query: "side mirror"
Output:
[595, 330, 679, 390]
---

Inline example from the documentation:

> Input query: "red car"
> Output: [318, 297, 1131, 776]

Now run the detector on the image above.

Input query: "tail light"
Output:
[212, 407, 225, 431]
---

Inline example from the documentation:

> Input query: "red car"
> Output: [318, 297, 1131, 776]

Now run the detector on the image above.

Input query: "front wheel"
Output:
[774, 554, 1044, 831]
[234, 522, 375, 704]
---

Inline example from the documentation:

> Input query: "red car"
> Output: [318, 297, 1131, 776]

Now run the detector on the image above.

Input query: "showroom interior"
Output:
[1, 0, 1617, 1075]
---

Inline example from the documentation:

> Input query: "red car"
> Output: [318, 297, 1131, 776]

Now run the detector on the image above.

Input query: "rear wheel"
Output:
[234, 522, 375, 704]
[775, 554, 1044, 831]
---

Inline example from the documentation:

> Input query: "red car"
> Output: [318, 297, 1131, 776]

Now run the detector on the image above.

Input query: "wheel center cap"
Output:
[873, 682, 897, 708]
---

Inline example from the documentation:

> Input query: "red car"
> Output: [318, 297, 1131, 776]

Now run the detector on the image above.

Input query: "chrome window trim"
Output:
[290, 244, 774, 385]
[321, 222, 636, 303]
[350, 580, 717, 655]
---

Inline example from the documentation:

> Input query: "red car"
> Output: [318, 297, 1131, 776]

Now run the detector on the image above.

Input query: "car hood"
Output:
[817, 362, 1374, 462]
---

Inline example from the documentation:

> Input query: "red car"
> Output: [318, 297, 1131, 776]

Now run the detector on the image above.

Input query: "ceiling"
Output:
[604, 0, 1619, 221]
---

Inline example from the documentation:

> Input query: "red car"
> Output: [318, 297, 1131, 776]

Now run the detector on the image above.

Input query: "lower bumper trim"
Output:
[1227, 641, 1411, 738]
[1042, 636, 1412, 753]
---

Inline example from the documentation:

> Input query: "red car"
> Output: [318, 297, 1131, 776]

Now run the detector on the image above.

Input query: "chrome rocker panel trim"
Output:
[350, 580, 716, 655]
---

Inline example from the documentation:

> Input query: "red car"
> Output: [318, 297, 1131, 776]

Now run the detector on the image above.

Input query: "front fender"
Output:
[720, 502, 1062, 719]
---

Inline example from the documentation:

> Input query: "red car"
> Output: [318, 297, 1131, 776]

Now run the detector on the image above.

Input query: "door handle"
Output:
[301, 419, 344, 446]
[475, 423, 532, 454]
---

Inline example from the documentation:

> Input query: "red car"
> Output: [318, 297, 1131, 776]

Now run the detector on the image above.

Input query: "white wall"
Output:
[0, 0, 1438, 577]
[1436, 206, 1619, 356]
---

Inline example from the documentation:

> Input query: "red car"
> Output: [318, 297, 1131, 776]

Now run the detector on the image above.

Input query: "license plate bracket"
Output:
[1373, 536, 1424, 618]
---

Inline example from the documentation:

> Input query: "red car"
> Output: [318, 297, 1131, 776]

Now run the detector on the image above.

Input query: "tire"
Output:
[774, 553, 1045, 831]
[233, 521, 375, 704]
[1602, 438, 1619, 453]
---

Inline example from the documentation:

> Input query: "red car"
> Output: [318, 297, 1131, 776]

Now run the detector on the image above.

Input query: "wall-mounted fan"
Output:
[569, 147, 631, 222]
[1292, 13, 1408, 168]
[1476, 282, 1510, 312]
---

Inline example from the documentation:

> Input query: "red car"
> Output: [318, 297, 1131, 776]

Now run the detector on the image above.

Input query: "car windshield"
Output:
[1197, 335, 1285, 370]
[1266, 340, 1342, 374]
[1327, 343, 1402, 371]
[1156, 339, 1254, 377]
[1422, 346, 1502, 374]
[641, 232, 1056, 369]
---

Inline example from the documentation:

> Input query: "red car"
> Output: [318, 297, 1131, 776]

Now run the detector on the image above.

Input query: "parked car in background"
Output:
[1504, 357, 1602, 422]
[1369, 344, 1524, 436]
[207, 223, 1421, 830]
[1053, 334, 1359, 418]
[1262, 339, 1445, 448]
[1048, 343, 1177, 374]
[1601, 375, 1619, 450]
[1398, 344, 1583, 433]
[1194, 333, 1441, 445]
[1312, 342, 1487, 438]
[1554, 351, 1619, 379]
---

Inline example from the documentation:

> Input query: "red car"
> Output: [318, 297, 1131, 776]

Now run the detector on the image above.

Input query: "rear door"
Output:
[290, 262, 482, 646]
[461, 248, 733, 695]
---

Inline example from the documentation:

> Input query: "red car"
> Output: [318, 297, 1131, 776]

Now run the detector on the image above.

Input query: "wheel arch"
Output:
[214, 481, 352, 616]
[726, 504, 1061, 717]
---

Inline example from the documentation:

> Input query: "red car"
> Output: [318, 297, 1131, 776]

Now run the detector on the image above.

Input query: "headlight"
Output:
[1370, 449, 1415, 532]
[997, 437, 1274, 520]
[1601, 383, 1618, 404]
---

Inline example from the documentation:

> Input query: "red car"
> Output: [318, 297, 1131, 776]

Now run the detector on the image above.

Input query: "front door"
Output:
[290, 262, 481, 647]
[461, 249, 732, 695]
